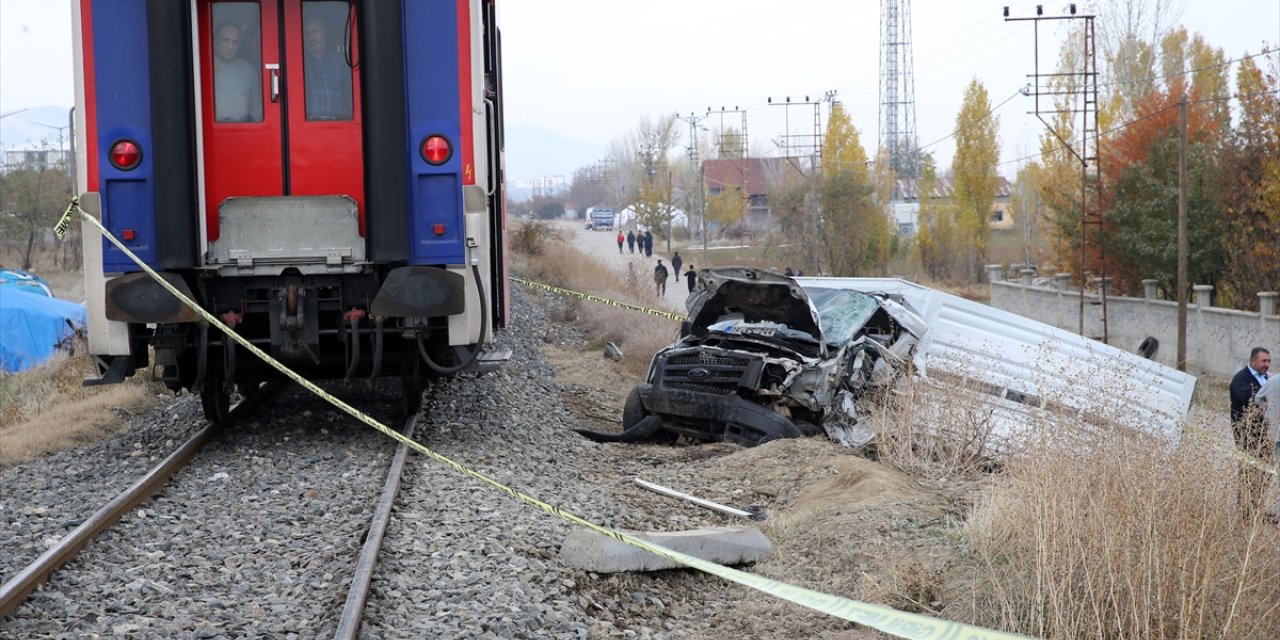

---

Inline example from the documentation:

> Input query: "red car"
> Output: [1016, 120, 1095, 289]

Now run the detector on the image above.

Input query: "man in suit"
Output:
[1230, 347, 1271, 521]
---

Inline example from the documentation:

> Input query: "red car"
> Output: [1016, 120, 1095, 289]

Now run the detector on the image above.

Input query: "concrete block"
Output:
[558, 526, 771, 573]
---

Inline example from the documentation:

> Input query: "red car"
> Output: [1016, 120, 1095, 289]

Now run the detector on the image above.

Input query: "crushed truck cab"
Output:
[587, 267, 1195, 451]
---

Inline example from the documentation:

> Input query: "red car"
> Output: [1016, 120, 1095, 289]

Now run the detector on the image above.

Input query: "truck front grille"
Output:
[659, 350, 758, 395]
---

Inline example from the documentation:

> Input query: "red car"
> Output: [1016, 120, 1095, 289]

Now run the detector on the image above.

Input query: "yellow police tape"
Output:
[509, 276, 687, 322]
[65, 200, 1032, 640]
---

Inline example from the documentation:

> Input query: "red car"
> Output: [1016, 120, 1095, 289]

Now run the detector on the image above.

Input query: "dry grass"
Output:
[514, 226, 680, 378]
[0, 351, 158, 468]
[857, 347, 1280, 638]
[958, 421, 1280, 639]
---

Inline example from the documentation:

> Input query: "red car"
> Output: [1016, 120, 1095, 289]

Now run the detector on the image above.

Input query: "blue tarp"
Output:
[0, 268, 54, 297]
[0, 287, 87, 373]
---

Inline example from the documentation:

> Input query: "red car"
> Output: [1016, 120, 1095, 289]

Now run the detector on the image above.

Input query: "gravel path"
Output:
[553, 220, 694, 313]
[2, 285, 779, 639]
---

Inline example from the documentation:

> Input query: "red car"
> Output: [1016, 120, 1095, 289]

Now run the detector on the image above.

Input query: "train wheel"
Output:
[201, 369, 231, 425]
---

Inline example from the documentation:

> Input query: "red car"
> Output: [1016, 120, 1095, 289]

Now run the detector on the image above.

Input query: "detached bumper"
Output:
[636, 383, 804, 446]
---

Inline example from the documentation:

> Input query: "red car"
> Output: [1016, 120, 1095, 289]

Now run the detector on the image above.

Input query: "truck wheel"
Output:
[622, 388, 676, 443]
[622, 388, 647, 430]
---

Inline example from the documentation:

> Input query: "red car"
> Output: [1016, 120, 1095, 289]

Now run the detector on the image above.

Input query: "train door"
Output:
[196, 0, 364, 242]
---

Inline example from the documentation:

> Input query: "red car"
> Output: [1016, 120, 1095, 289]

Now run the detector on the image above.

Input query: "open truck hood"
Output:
[686, 267, 823, 343]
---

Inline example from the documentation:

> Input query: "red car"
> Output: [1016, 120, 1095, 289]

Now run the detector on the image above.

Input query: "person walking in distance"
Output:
[643, 230, 654, 257]
[616, 230, 625, 254]
[653, 259, 668, 296]
[671, 252, 683, 281]
[1230, 347, 1272, 521]
[685, 264, 697, 293]
[626, 230, 636, 254]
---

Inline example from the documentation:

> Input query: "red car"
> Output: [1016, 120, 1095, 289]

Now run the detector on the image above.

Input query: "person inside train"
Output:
[212, 22, 262, 122]
[303, 17, 353, 120]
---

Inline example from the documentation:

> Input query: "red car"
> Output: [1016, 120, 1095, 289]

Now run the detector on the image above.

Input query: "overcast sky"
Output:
[3, 0, 1277, 177]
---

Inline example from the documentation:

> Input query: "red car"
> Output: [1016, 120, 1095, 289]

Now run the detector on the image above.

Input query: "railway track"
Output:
[0, 389, 273, 618]
[1, 390, 419, 639]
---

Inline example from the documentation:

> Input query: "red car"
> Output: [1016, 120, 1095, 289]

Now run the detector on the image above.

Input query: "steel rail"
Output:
[0, 387, 274, 618]
[0, 421, 221, 617]
[334, 414, 418, 640]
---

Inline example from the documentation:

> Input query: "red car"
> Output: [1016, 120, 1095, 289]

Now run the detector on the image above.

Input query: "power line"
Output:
[996, 87, 1280, 168]
[832, 0, 1040, 95]
[916, 88, 1022, 153]
[1054, 46, 1279, 90]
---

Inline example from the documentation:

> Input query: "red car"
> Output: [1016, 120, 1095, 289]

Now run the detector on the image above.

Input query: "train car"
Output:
[71, 0, 508, 420]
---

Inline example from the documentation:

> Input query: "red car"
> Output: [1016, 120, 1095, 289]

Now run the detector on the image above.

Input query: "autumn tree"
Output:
[915, 154, 951, 279]
[714, 127, 747, 159]
[818, 102, 888, 276]
[704, 181, 745, 230]
[951, 78, 1001, 280]
[1216, 55, 1280, 308]
[1099, 121, 1229, 297]
[1096, 0, 1183, 118]
[1008, 161, 1048, 269]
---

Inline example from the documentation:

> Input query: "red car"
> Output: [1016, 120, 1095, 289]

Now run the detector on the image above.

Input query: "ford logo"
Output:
[687, 367, 712, 380]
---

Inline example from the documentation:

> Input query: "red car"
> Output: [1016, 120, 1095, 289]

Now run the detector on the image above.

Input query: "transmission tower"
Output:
[878, 0, 919, 180]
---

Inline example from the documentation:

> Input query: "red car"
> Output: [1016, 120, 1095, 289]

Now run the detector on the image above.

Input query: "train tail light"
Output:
[420, 135, 451, 166]
[109, 139, 142, 170]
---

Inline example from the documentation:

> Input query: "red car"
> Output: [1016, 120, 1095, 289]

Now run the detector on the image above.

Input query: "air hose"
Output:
[416, 263, 488, 375]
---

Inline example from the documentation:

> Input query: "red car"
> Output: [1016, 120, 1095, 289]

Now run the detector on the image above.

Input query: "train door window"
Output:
[301, 1, 353, 121]
[211, 3, 263, 123]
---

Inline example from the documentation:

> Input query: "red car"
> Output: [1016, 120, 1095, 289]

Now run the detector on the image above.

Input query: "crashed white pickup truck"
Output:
[580, 267, 1196, 449]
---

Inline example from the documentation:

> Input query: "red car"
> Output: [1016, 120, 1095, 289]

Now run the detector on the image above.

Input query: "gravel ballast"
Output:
[1, 286, 765, 639]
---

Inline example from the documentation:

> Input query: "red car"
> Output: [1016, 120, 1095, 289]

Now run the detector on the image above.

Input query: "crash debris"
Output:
[581, 267, 1196, 451]
[558, 526, 772, 573]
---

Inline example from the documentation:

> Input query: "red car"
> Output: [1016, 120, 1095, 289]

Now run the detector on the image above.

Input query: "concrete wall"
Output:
[987, 267, 1280, 379]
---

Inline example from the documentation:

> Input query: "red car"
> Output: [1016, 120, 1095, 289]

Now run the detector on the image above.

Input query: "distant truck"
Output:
[585, 207, 615, 231]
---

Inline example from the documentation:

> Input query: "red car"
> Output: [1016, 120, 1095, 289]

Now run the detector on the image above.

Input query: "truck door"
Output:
[197, 0, 364, 242]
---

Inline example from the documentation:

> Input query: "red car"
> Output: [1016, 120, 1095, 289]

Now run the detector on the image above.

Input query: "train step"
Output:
[467, 349, 512, 374]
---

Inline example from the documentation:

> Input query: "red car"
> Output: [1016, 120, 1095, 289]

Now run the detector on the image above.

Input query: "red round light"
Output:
[421, 135, 451, 165]
[109, 139, 142, 170]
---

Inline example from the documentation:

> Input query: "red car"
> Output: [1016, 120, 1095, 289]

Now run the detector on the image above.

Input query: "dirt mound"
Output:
[700, 437, 948, 516]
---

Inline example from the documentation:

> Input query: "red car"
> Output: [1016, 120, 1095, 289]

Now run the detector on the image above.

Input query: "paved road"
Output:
[551, 220, 695, 315]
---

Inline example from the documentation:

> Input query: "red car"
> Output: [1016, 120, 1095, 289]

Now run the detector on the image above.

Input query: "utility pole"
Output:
[1176, 93, 1188, 371]
[680, 112, 709, 268]
[705, 106, 748, 160]
[35, 122, 71, 173]
[769, 94, 827, 274]
[1005, 4, 1106, 342]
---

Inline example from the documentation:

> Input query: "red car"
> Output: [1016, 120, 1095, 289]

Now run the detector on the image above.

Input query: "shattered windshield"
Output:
[805, 288, 880, 345]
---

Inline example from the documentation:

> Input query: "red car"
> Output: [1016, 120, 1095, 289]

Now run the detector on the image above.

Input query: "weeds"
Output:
[0, 351, 158, 467]
[511, 219, 560, 256]
[957, 422, 1280, 638]
[515, 231, 678, 378]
